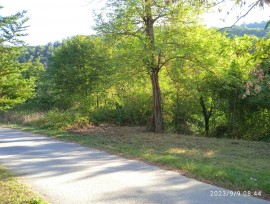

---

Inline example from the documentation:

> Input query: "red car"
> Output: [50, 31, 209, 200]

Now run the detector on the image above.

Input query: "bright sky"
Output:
[1, 0, 269, 45]
[0, 0, 105, 45]
[203, 1, 270, 28]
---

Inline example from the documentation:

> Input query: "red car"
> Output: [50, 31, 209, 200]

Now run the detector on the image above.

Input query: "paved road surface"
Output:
[0, 127, 269, 204]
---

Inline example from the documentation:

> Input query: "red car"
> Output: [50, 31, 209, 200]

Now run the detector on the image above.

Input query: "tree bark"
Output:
[199, 95, 213, 136]
[145, 0, 163, 133]
[151, 71, 163, 133]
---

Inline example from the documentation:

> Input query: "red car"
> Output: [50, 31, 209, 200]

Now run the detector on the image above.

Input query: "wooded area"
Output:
[1, 1, 270, 140]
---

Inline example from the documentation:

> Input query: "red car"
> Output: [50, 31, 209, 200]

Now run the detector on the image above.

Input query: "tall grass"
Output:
[0, 109, 88, 130]
[0, 109, 45, 125]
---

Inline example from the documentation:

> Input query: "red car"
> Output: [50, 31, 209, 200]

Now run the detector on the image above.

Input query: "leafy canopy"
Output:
[45, 35, 109, 108]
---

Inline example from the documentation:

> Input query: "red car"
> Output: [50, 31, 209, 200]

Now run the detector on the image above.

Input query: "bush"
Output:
[41, 110, 89, 130]
[237, 109, 270, 141]
[89, 105, 151, 126]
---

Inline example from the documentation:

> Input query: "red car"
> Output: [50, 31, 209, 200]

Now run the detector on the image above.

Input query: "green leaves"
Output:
[45, 35, 110, 108]
[0, 46, 43, 111]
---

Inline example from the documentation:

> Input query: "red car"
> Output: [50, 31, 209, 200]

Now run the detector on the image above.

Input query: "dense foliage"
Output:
[44, 35, 109, 109]
[29, 27, 268, 140]
[2, 3, 270, 141]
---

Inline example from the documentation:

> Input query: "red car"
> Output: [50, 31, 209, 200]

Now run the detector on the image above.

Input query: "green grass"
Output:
[2, 123, 269, 200]
[0, 164, 48, 204]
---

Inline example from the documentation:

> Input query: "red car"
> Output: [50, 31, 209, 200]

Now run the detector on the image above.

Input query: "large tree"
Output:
[95, 0, 217, 132]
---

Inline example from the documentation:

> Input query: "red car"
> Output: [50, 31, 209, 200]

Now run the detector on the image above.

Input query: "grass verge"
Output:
[1, 123, 269, 201]
[0, 164, 48, 204]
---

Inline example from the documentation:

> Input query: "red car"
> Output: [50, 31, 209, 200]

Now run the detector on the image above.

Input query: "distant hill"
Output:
[222, 21, 270, 38]
[19, 41, 62, 69]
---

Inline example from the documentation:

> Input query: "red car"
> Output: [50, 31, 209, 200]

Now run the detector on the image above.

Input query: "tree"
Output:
[0, 10, 43, 111]
[0, 47, 43, 110]
[193, 34, 266, 138]
[239, 37, 270, 140]
[163, 26, 230, 135]
[45, 35, 109, 109]
[95, 0, 216, 133]
[162, 24, 267, 137]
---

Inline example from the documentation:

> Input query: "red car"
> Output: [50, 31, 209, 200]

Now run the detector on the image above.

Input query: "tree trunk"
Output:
[144, 0, 163, 133]
[199, 95, 213, 136]
[151, 71, 163, 133]
[205, 115, 210, 136]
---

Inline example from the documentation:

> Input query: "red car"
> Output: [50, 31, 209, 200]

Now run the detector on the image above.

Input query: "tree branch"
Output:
[217, 0, 260, 32]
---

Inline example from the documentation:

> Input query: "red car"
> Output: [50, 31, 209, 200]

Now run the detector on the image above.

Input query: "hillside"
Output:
[222, 21, 270, 38]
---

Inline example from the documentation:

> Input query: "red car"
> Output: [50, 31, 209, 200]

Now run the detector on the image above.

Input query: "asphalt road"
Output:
[0, 127, 269, 204]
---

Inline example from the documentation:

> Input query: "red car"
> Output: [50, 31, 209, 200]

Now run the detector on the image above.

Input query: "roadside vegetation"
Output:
[0, 164, 48, 204]
[1, 110, 269, 200]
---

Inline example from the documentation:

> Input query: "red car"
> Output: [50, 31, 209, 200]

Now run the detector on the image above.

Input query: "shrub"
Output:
[41, 110, 89, 130]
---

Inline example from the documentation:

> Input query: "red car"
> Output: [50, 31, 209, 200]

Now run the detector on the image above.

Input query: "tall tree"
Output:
[0, 9, 43, 110]
[95, 0, 215, 132]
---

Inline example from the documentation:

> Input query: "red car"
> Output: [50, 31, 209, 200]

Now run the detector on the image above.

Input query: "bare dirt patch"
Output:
[69, 124, 147, 136]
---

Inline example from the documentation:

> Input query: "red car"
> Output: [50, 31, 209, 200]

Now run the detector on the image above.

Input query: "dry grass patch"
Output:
[0, 165, 48, 204]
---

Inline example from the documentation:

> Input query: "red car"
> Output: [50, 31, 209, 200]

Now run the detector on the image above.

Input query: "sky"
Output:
[1, 0, 270, 45]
